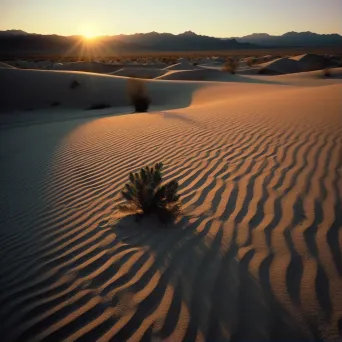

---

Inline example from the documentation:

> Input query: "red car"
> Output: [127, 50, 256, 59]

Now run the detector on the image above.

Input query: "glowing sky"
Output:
[1, 0, 341, 37]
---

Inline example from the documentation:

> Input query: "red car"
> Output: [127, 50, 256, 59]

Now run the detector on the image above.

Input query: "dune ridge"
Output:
[0, 69, 341, 341]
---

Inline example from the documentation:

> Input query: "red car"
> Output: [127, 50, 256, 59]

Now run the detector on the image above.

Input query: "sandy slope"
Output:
[164, 62, 199, 71]
[110, 68, 166, 78]
[0, 62, 16, 69]
[0, 69, 207, 120]
[50, 61, 123, 74]
[0, 69, 342, 341]
[157, 68, 231, 81]
[0, 68, 298, 125]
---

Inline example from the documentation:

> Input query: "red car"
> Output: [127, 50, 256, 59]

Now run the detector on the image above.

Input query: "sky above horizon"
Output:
[1, 0, 342, 37]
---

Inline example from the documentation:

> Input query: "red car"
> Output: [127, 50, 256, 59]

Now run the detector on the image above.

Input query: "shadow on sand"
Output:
[98, 213, 324, 342]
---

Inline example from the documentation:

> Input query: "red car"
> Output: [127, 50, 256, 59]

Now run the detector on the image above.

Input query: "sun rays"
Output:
[63, 34, 113, 59]
[58, 24, 115, 59]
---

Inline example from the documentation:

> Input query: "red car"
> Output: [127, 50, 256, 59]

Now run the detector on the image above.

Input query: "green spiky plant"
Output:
[118, 163, 181, 222]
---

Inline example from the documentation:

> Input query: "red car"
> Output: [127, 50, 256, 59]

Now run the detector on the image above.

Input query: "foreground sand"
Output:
[0, 69, 342, 341]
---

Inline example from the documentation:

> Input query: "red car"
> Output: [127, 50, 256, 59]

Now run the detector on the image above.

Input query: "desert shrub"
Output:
[246, 57, 256, 67]
[87, 103, 111, 110]
[222, 59, 238, 74]
[70, 80, 80, 89]
[323, 68, 331, 77]
[127, 78, 151, 112]
[118, 162, 181, 222]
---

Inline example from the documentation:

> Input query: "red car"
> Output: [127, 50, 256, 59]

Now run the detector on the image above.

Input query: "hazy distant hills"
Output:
[230, 31, 342, 47]
[0, 30, 341, 56]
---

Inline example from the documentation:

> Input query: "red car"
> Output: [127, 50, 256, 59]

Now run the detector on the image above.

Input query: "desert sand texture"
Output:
[0, 58, 342, 342]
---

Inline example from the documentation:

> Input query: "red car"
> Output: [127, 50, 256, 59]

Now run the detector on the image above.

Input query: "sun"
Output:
[83, 32, 98, 40]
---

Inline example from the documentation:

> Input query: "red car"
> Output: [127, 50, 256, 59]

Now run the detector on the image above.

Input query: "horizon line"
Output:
[1, 29, 342, 38]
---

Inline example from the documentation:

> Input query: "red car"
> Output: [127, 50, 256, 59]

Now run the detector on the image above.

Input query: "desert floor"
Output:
[0, 63, 342, 341]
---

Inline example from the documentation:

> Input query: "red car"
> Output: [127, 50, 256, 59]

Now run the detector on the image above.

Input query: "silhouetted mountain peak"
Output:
[179, 31, 198, 36]
[0, 29, 29, 36]
[242, 33, 271, 39]
[282, 31, 313, 37]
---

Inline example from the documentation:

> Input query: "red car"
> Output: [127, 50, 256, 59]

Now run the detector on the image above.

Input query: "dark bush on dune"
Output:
[70, 80, 80, 89]
[118, 162, 181, 222]
[323, 68, 331, 77]
[127, 78, 151, 112]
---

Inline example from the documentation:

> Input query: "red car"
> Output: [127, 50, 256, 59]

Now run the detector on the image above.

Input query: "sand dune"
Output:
[258, 54, 339, 75]
[0, 62, 16, 69]
[157, 68, 230, 81]
[51, 61, 165, 73]
[0, 69, 206, 118]
[164, 62, 199, 71]
[263, 67, 342, 82]
[249, 55, 278, 65]
[50, 61, 123, 74]
[0, 67, 300, 122]
[2, 66, 340, 125]
[258, 57, 301, 75]
[199, 61, 224, 68]
[0, 66, 342, 341]
[110, 68, 167, 79]
[290, 54, 334, 71]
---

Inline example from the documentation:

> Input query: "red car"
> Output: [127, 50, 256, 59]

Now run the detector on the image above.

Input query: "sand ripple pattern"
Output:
[0, 85, 341, 341]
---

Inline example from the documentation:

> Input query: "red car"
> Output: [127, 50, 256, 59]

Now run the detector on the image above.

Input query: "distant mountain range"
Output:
[113, 31, 253, 51]
[0, 30, 253, 56]
[229, 31, 342, 47]
[0, 30, 341, 56]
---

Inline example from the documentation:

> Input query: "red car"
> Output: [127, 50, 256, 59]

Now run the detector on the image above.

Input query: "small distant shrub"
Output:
[193, 62, 199, 66]
[127, 78, 151, 112]
[323, 68, 331, 77]
[118, 162, 181, 223]
[87, 103, 111, 110]
[246, 58, 256, 67]
[222, 59, 238, 74]
[50, 101, 61, 107]
[70, 80, 80, 89]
